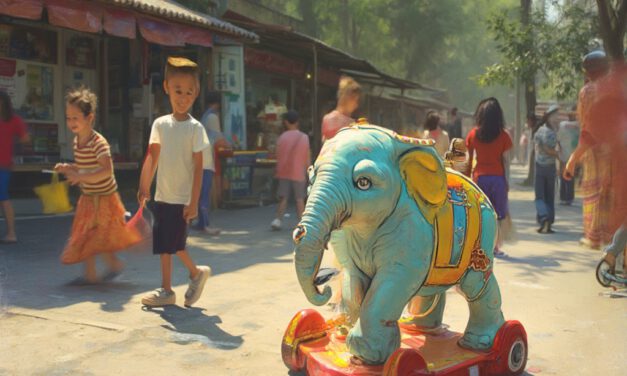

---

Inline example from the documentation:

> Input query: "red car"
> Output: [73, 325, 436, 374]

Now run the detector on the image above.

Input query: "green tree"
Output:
[476, 1, 598, 103]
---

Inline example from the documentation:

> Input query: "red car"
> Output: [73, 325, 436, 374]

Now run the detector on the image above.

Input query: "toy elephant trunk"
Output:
[293, 172, 349, 307]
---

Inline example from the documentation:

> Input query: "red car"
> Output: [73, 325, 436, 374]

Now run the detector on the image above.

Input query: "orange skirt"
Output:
[61, 193, 141, 264]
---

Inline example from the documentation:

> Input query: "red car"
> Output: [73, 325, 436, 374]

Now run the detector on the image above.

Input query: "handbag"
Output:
[34, 172, 73, 214]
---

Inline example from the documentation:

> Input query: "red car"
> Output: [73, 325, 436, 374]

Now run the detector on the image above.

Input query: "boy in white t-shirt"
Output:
[138, 57, 212, 307]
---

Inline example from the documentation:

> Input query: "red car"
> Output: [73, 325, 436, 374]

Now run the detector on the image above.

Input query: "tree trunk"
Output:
[521, 0, 538, 185]
[596, 0, 627, 62]
[521, 0, 536, 118]
[340, 0, 350, 51]
[299, 0, 318, 37]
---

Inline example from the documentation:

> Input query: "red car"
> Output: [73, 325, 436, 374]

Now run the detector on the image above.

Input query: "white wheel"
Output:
[508, 339, 526, 373]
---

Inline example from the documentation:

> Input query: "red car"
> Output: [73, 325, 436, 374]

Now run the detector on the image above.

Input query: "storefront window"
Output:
[66, 36, 96, 69]
[244, 69, 289, 151]
[16, 64, 55, 122]
[0, 24, 57, 64]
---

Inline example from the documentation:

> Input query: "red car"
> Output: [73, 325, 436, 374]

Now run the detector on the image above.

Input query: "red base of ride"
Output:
[281, 309, 527, 376]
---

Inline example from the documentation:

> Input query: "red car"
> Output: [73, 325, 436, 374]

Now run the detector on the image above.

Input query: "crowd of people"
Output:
[0, 50, 624, 305]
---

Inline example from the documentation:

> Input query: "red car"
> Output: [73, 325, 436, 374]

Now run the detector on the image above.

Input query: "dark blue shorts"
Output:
[152, 201, 188, 254]
[0, 169, 10, 201]
[476, 175, 508, 220]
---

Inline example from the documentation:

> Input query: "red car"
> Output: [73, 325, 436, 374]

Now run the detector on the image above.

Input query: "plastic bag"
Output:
[125, 203, 153, 253]
[33, 173, 73, 214]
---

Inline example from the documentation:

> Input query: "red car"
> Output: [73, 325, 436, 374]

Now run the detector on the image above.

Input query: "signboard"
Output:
[214, 45, 247, 148]
[244, 47, 305, 78]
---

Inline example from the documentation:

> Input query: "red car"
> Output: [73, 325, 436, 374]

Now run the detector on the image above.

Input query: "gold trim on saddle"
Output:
[424, 171, 485, 286]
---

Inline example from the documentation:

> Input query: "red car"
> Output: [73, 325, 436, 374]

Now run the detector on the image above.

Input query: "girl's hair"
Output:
[0, 90, 14, 122]
[474, 97, 505, 143]
[337, 75, 361, 101]
[423, 110, 440, 131]
[66, 86, 98, 117]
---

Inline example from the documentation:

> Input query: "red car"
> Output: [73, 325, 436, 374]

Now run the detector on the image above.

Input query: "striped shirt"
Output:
[73, 131, 117, 195]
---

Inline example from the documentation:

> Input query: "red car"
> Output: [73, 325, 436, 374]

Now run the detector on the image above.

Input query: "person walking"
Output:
[138, 57, 211, 307]
[270, 110, 310, 230]
[564, 51, 627, 249]
[556, 106, 579, 205]
[465, 98, 513, 256]
[522, 113, 540, 185]
[446, 107, 462, 139]
[55, 87, 140, 283]
[0, 91, 29, 244]
[197, 91, 222, 236]
[534, 105, 560, 234]
[322, 76, 361, 142]
[421, 110, 450, 158]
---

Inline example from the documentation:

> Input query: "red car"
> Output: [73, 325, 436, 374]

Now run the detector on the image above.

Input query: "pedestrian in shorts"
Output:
[271, 110, 310, 230]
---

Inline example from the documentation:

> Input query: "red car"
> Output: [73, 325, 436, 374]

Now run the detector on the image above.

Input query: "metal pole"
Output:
[312, 44, 320, 155]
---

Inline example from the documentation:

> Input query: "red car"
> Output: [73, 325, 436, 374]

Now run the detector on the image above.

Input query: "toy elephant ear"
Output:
[399, 147, 447, 223]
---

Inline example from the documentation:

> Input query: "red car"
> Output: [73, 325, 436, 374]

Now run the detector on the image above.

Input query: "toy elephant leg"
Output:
[340, 267, 371, 325]
[402, 293, 446, 329]
[458, 271, 505, 351]
[328, 230, 348, 306]
[346, 268, 422, 364]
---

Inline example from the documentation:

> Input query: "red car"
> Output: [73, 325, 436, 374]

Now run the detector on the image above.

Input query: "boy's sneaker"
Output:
[271, 218, 282, 231]
[184, 266, 212, 307]
[141, 288, 176, 307]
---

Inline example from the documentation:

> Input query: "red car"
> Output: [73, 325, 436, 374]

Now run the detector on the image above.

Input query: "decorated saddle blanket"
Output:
[424, 170, 494, 286]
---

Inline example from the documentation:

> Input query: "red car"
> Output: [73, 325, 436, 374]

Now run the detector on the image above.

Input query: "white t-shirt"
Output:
[149, 114, 210, 205]
[200, 111, 220, 171]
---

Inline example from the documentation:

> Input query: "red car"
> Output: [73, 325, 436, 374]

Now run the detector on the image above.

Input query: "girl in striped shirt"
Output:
[55, 87, 140, 283]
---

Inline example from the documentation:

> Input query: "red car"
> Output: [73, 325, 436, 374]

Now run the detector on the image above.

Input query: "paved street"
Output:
[0, 166, 625, 376]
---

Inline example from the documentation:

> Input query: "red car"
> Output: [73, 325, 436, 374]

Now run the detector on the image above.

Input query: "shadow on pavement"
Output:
[0, 204, 296, 315]
[498, 249, 598, 282]
[144, 305, 244, 350]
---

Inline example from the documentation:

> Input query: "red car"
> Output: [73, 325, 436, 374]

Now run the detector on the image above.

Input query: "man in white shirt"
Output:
[197, 92, 222, 235]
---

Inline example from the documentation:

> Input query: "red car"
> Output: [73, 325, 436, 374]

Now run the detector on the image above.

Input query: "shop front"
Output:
[210, 45, 341, 207]
[0, 0, 256, 194]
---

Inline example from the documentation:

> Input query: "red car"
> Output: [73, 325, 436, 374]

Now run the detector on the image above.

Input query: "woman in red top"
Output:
[466, 98, 513, 256]
[321, 76, 361, 142]
[0, 91, 29, 244]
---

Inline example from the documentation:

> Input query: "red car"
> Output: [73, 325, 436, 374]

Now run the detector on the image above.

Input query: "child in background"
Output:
[421, 110, 450, 158]
[55, 87, 140, 283]
[271, 110, 310, 230]
[138, 57, 211, 307]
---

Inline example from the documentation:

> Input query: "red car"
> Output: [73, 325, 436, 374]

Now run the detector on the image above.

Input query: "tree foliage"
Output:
[476, 2, 599, 100]
[177, 0, 613, 111]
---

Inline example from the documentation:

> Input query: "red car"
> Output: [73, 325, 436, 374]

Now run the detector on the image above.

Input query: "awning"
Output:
[46, 0, 102, 34]
[178, 24, 213, 48]
[138, 17, 184, 47]
[0, 0, 43, 20]
[0, 0, 254, 47]
[223, 11, 443, 93]
[103, 7, 136, 39]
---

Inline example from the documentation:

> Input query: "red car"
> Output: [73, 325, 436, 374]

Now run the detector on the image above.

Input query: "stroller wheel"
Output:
[596, 260, 613, 287]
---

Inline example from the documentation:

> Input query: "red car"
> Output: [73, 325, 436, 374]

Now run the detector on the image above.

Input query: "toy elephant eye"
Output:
[356, 177, 372, 191]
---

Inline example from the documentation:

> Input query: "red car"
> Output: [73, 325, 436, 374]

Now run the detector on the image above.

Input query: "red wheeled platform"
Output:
[281, 309, 527, 376]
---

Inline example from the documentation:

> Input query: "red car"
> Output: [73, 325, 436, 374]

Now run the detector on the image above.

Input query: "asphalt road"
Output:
[0, 166, 625, 375]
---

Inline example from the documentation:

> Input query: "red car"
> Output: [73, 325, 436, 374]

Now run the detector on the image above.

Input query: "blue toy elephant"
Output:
[292, 123, 505, 365]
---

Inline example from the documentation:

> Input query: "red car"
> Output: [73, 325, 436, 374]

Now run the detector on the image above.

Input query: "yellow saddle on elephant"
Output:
[400, 150, 492, 286]
[424, 171, 490, 285]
